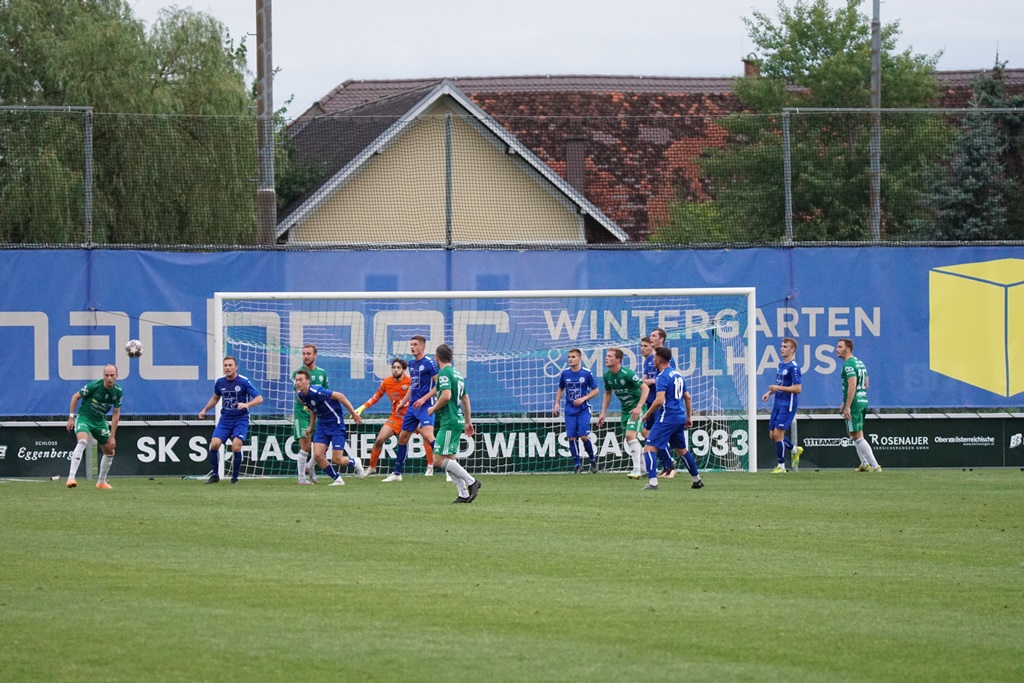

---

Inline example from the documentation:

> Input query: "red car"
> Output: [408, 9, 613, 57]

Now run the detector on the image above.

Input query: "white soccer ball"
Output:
[125, 339, 144, 358]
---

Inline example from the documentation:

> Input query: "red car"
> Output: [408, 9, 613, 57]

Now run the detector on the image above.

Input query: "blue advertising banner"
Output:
[1, 247, 1022, 415]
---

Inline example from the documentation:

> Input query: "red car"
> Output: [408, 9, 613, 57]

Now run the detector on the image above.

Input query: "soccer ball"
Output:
[125, 339, 144, 358]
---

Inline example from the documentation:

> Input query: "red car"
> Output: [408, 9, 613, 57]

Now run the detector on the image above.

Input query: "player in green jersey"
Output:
[291, 344, 329, 484]
[836, 338, 881, 472]
[597, 347, 649, 479]
[65, 364, 123, 489]
[426, 344, 481, 504]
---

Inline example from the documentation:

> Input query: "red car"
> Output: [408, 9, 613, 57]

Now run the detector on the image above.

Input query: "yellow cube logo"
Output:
[930, 258, 1024, 397]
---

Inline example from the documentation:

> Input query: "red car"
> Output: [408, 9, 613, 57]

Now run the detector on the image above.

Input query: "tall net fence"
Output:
[2, 107, 1022, 248]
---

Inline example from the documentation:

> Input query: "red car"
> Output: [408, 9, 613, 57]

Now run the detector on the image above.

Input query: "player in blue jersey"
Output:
[640, 347, 704, 492]
[761, 337, 804, 473]
[294, 369, 366, 485]
[553, 348, 600, 474]
[198, 357, 263, 484]
[642, 328, 678, 478]
[384, 335, 438, 483]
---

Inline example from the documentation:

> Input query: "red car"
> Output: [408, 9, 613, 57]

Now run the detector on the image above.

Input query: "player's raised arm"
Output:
[357, 380, 388, 416]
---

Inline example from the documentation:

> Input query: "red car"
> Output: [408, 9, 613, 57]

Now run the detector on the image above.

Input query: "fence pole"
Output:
[782, 110, 794, 243]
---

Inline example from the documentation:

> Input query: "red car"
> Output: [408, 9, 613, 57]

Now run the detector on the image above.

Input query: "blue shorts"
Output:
[401, 401, 435, 433]
[213, 414, 249, 443]
[313, 422, 347, 451]
[769, 406, 796, 432]
[646, 420, 689, 452]
[564, 410, 592, 439]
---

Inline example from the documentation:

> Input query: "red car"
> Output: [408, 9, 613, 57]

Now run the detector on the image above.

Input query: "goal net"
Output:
[213, 288, 757, 478]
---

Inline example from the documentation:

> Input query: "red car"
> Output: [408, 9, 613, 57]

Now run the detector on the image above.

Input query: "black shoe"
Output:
[467, 478, 482, 502]
[230, 478, 239, 484]
[590, 460, 599, 473]
[452, 496, 471, 504]
[691, 479, 704, 489]
[205, 474, 220, 484]
[574, 464, 582, 474]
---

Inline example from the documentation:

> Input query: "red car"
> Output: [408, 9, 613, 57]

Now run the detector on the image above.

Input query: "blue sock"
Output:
[569, 440, 580, 467]
[775, 440, 785, 465]
[324, 464, 340, 480]
[231, 452, 242, 479]
[644, 450, 658, 479]
[395, 444, 408, 475]
[209, 449, 219, 475]
[658, 448, 674, 470]
[582, 439, 595, 462]
[681, 451, 699, 477]
[783, 436, 794, 451]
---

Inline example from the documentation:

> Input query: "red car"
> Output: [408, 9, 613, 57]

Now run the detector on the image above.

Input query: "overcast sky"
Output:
[129, 0, 1022, 118]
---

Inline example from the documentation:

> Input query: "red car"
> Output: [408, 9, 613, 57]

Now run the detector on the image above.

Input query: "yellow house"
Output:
[277, 80, 627, 246]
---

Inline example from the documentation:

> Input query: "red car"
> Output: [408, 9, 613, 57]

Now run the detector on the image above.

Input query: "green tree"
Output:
[0, 0, 257, 245]
[654, 0, 944, 244]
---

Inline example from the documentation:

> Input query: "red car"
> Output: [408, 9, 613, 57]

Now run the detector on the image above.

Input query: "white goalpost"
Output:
[212, 288, 758, 478]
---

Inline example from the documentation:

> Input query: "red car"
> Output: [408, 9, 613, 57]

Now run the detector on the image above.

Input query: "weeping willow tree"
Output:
[0, 0, 257, 246]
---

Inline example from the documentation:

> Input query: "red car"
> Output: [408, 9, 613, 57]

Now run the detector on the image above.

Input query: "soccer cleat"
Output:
[642, 483, 659, 491]
[329, 477, 346, 486]
[230, 478, 238, 484]
[657, 468, 669, 478]
[66, 479, 77, 489]
[626, 472, 642, 480]
[298, 479, 314, 486]
[573, 464, 582, 474]
[205, 474, 220, 484]
[691, 479, 705, 489]
[855, 464, 871, 472]
[590, 460, 599, 474]
[305, 463, 318, 484]
[662, 468, 676, 479]
[364, 466, 376, 476]
[452, 496, 471, 504]
[355, 467, 368, 480]
[467, 478, 482, 502]
[871, 466, 883, 473]
[445, 473, 453, 482]
[382, 473, 403, 483]
[424, 465, 434, 477]
[792, 446, 803, 472]
[771, 466, 787, 474]
[96, 482, 112, 490]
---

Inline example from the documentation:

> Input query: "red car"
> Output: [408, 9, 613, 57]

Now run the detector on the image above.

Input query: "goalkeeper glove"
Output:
[354, 405, 365, 416]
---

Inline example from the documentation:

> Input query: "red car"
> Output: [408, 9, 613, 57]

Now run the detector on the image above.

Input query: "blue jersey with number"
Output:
[654, 368, 688, 424]
[409, 355, 439, 403]
[214, 375, 261, 420]
[644, 352, 676, 406]
[559, 366, 597, 416]
[773, 359, 801, 411]
[297, 385, 346, 431]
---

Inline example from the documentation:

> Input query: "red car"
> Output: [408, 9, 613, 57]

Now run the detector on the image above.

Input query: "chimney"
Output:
[742, 54, 760, 78]
[565, 136, 587, 195]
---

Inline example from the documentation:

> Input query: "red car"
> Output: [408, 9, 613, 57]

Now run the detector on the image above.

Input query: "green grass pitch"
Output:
[1, 469, 1022, 682]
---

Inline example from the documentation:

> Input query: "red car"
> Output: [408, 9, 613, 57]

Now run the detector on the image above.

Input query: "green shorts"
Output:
[622, 414, 644, 434]
[74, 414, 110, 445]
[845, 401, 868, 433]
[434, 425, 465, 457]
[293, 412, 311, 440]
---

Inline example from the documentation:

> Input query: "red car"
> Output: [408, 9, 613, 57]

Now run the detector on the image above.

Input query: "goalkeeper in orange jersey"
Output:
[355, 358, 412, 475]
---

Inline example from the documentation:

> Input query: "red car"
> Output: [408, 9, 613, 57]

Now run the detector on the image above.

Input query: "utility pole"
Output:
[868, 0, 882, 241]
[255, 0, 277, 245]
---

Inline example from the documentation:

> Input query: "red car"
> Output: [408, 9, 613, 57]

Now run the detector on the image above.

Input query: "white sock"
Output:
[454, 478, 469, 498]
[68, 439, 87, 479]
[626, 439, 642, 473]
[98, 454, 113, 483]
[856, 438, 879, 468]
[297, 451, 308, 480]
[442, 458, 474, 485]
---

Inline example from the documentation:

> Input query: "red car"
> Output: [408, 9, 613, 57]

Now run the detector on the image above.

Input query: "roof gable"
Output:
[280, 79, 628, 243]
